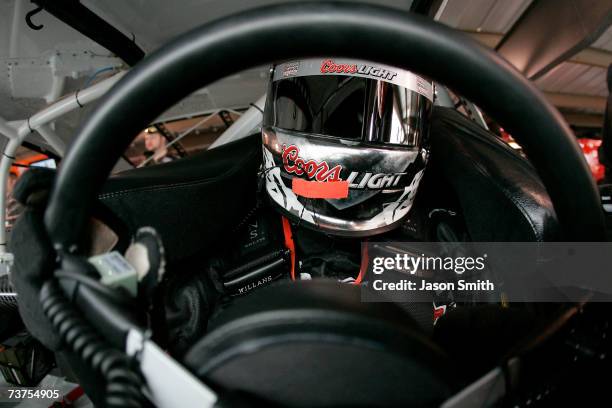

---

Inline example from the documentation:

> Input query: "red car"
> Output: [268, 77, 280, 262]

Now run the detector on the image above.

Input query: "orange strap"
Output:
[281, 216, 296, 280]
[282, 216, 367, 285]
[353, 243, 368, 285]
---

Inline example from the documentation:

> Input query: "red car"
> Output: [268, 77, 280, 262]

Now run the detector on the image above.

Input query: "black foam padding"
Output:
[9, 202, 61, 351]
[98, 134, 261, 261]
[430, 107, 560, 242]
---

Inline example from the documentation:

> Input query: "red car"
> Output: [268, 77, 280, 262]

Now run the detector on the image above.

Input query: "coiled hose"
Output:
[40, 280, 146, 408]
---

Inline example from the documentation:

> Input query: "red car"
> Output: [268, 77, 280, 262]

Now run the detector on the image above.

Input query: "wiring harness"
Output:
[40, 279, 146, 408]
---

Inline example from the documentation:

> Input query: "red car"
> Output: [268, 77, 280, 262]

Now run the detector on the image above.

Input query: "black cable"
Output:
[40, 280, 145, 408]
[75, 89, 84, 107]
[249, 103, 264, 114]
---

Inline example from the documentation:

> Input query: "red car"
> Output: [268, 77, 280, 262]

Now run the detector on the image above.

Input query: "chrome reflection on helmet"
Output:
[262, 58, 433, 237]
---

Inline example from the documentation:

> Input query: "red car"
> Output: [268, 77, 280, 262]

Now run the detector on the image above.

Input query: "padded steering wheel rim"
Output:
[44, 1, 605, 249]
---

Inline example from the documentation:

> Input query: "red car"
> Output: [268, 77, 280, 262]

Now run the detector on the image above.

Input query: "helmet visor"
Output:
[264, 58, 433, 147]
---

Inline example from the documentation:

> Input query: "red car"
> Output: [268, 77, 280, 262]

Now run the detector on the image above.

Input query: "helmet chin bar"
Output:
[40, 1, 605, 407]
[261, 129, 428, 236]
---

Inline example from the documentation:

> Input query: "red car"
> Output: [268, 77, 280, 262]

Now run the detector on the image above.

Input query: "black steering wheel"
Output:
[44, 2, 604, 249]
[38, 2, 606, 407]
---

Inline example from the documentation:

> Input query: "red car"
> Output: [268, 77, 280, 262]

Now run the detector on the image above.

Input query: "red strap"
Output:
[433, 304, 447, 324]
[281, 216, 296, 280]
[353, 243, 368, 285]
[282, 216, 366, 285]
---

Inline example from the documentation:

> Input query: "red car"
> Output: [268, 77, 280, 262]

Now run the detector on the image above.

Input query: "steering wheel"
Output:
[38, 2, 606, 406]
[44, 3, 604, 249]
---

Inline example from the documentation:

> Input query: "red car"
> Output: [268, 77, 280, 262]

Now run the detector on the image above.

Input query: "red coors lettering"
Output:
[282, 144, 342, 182]
[320, 59, 357, 74]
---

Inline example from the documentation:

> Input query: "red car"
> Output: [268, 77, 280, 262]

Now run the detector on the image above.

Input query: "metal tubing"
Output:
[0, 138, 21, 251]
[33, 0, 145, 66]
[138, 110, 225, 168]
[138, 106, 246, 167]
[208, 94, 265, 149]
[18, 71, 126, 138]
[0, 71, 126, 252]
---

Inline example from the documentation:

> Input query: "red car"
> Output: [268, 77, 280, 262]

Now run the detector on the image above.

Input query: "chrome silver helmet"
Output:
[262, 58, 433, 237]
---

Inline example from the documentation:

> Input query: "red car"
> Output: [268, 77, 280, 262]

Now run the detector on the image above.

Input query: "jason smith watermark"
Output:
[370, 253, 495, 292]
[372, 278, 494, 292]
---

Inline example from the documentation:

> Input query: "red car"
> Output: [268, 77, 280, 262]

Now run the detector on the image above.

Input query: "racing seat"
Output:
[427, 107, 560, 242]
[425, 107, 561, 378]
[6, 134, 262, 263]
[98, 134, 262, 261]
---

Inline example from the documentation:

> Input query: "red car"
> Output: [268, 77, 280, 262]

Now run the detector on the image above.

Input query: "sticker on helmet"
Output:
[263, 145, 425, 234]
[272, 58, 433, 101]
[282, 61, 300, 77]
[321, 59, 397, 81]
[292, 178, 349, 199]
[282, 144, 342, 182]
[282, 144, 406, 190]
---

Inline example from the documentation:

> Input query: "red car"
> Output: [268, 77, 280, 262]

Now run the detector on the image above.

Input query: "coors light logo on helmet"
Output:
[282, 144, 342, 182]
[282, 144, 405, 190]
[271, 58, 434, 101]
[320, 59, 398, 81]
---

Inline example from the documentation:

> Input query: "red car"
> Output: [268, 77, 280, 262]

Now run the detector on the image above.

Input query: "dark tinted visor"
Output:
[264, 59, 433, 147]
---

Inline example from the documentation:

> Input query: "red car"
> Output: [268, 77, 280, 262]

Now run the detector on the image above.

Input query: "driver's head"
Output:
[261, 58, 433, 236]
[144, 129, 166, 152]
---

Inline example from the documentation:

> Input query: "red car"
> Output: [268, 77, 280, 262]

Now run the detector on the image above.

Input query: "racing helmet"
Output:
[262, 58, 433, 237]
